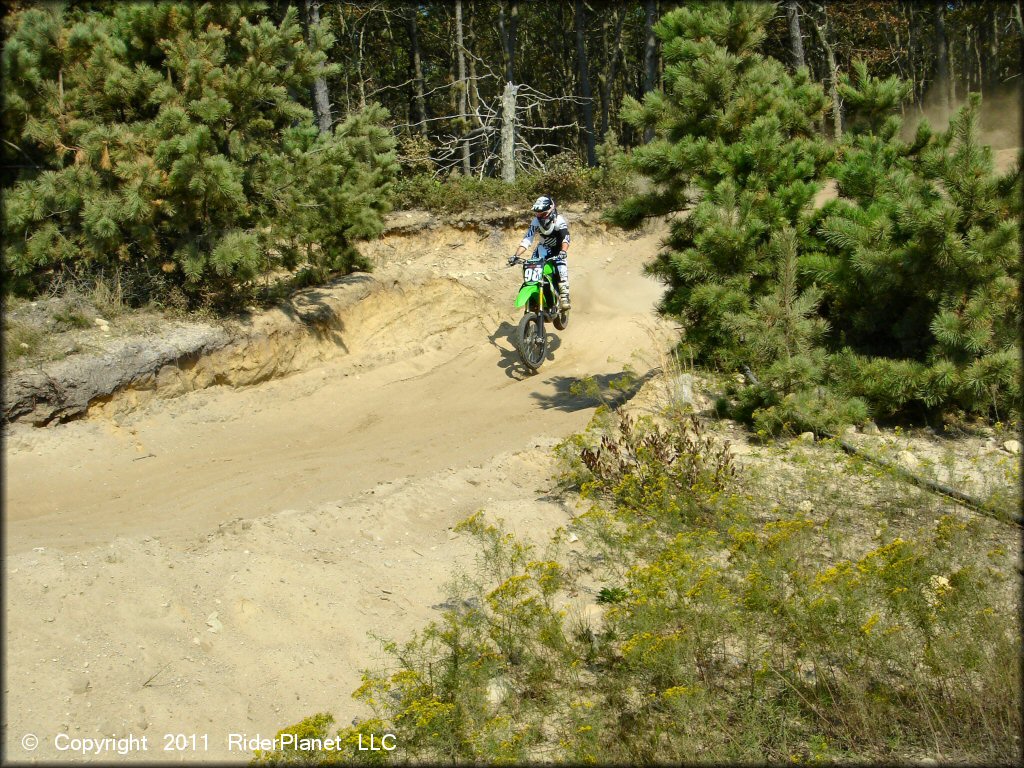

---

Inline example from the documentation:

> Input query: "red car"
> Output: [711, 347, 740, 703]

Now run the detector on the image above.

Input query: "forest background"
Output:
[2, 0, 1021, 428]
[2, 3, 1021, 763]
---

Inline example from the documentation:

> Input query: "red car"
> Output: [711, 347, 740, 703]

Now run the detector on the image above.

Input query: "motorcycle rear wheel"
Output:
[516, 313, 547, 371]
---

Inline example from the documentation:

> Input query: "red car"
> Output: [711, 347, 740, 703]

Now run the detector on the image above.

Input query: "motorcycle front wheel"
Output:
[516, 313, 547, 371]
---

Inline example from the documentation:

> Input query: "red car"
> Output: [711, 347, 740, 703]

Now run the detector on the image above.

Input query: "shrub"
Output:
[261, 406, 1018, 763]
[396, 134, 435, 175]
[2, 3, 396, 311]
[390, 154, 639, 216]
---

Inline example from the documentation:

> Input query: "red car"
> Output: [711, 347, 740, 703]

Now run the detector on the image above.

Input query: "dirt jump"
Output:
[3, 210, 675, 762]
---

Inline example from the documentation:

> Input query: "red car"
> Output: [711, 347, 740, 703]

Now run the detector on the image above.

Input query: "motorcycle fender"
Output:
[515, 284, 540, 308]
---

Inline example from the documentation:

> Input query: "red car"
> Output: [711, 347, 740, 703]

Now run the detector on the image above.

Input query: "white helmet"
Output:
[532, 195, 556, 235]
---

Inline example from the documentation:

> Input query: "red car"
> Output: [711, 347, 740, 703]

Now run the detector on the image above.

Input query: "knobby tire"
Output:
[517, 313, 547, 371]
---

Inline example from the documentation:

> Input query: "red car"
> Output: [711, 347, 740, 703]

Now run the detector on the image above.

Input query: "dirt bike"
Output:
[508, 252, 569, 372]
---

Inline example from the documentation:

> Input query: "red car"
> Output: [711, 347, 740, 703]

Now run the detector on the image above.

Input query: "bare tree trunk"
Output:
[598, 9, 626, 142]
[357, 24, 367, 109]
[455, 0, 470, 174]
[949, 31, 958, 103]
[909, 1, 925, 109]
[497, 0, 518, 175]
[558, 2, 576, 123]
[810, 3, 842, 140]
[610, 12, 626, 143]
[406, 7, 428, 135]
[973, 24, 983, 95]
[958, 27, 969, 100]
[643, 0, 658, 142]
[498, 1, 519, 84]
[1014, 0, 1024, 37]
[933, 0, 951, 114]
[985, 5, 1000, 90]
[466, 2, 484, 171]
[501, 81, 517, 182]
[575, 0, 597, 166]
[467, 5, 482, 127]
[598, 12, 610, 140]
[643, 0, 658, 94]
[333, 4, 352, 115]
[905, 2, 918, 108]
[785, 0, 806, 70]
[303, 0, 333, 133]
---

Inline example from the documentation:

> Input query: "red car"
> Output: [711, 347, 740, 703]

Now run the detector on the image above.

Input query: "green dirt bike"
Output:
[508, 253, 569, 372]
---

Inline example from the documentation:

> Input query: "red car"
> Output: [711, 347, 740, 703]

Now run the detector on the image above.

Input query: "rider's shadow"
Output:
[489, 321, 562, 379]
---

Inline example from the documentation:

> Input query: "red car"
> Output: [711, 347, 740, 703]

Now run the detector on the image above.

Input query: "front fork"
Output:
[537, 278, 558, 315]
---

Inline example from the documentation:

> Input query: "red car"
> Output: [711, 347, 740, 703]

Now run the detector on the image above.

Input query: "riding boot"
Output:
[555, 261, 571, 310]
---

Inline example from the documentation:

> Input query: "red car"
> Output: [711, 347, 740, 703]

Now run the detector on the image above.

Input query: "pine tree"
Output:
[2, 2, 394, 308]
[606, 2, 833, 370]
[727, 227, 829, 396]
[811, 62, 1020, 420]
[266, 105, 398, 283]
[606, 2, 1019, 426]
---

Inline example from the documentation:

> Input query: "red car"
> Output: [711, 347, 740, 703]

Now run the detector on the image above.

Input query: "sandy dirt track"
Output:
[3, 214, 674, 762]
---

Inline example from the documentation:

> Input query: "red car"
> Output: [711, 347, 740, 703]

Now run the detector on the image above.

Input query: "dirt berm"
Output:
[5, 203, 675, 551]
[3, 206, 606, 427]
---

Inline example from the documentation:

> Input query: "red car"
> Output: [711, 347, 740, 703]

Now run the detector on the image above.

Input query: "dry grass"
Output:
[4, 274, 168, 372]
[257, 367, 1020, 765]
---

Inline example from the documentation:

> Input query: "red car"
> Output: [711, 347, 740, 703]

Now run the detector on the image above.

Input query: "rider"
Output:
[507, 195, 571, 310]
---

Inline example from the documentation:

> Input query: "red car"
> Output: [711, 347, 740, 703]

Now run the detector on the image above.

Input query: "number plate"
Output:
[523, 265, 542, 282]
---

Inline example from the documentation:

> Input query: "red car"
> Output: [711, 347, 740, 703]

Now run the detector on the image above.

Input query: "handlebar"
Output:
[507, 256, 548, 267]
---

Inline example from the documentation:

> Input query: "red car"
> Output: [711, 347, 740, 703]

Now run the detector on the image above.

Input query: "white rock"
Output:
[796, 431, 815, 443]
[486, 678, 509, 707]
[579, 603, 605, 630]
[863, 421, 880, 435]
[898, 450, 919, 469]
[206, 612, 223, 634]
[1003, 440, 1020, 455]
[797, 500, 814, 514]
[843, 425, 858, 435]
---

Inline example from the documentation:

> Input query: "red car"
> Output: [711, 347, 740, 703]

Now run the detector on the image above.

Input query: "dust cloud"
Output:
[906, 80, 1022, 166]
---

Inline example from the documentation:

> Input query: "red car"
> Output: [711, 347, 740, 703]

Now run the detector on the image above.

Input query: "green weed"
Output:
[263, 400, 1019, 764]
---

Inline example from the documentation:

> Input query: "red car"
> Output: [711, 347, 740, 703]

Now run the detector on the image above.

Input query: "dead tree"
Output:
[455, 0, 471, 174]
[933, 0, 951, 114]
[575, 0, 596, 166]
[405, 6, 428, 135]
[303, 0, 333, 133]
[785, 0, 806, 71]
[501, 81, 517, 181]
[809, 2, 841, 139]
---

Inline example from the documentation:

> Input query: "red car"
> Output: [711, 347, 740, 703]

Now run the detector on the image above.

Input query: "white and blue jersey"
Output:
[519, 213, 570, 263]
